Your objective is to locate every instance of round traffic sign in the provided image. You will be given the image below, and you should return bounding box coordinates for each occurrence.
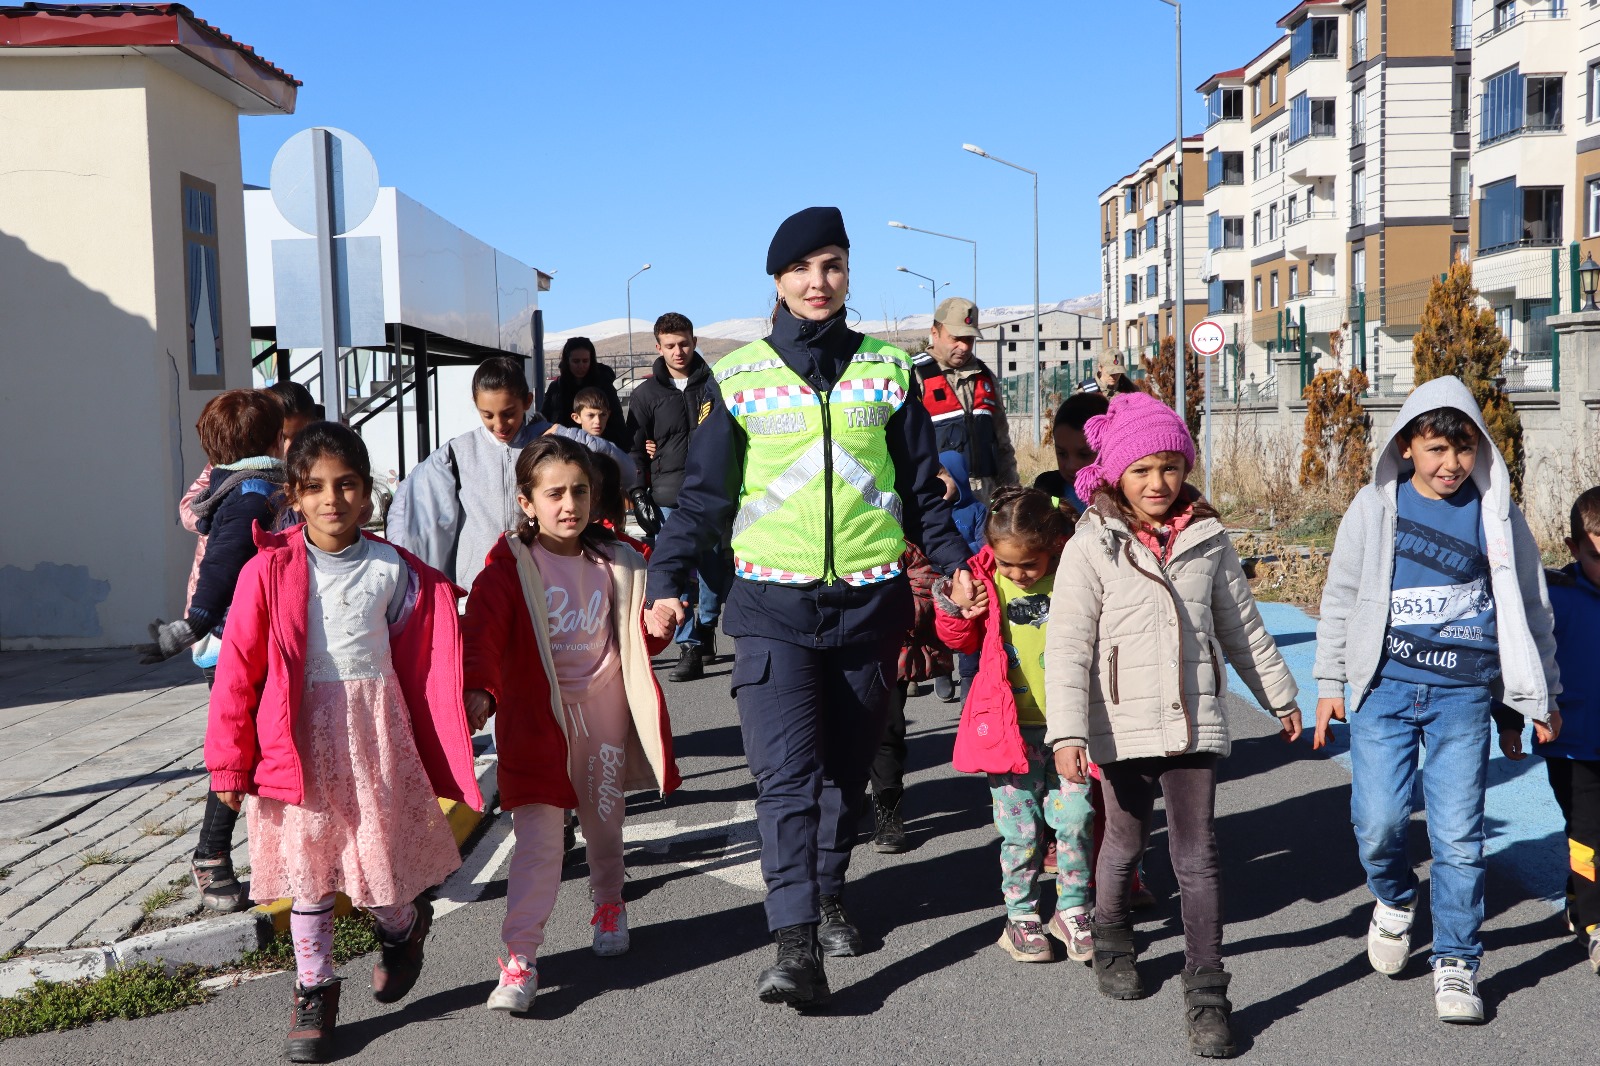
[269,127,380,238]
[1189,318,1226,359]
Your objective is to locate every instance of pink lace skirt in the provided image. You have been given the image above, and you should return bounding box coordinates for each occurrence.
[247,675,462,907]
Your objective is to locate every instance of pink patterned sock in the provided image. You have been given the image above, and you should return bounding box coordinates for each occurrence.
[368,901,417,940]
[290,896,337,988]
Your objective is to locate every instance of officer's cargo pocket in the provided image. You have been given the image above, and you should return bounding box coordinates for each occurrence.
[729,650,771,700]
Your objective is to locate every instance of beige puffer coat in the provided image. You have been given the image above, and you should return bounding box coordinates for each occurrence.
[1043,497,1298,764]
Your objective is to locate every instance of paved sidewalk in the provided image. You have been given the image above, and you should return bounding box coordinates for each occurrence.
[0,650,227,957]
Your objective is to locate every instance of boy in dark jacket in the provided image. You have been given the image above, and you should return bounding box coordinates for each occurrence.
[626,312,724,680]
[136,388,286,913]
[1497,485,1600,973]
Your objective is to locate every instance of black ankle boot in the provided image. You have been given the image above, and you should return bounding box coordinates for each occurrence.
[1091,921,1145,1000]
[697,623,719,664]
[818,894,864,957]
[756,924,829,1008]
[285,978,342,1063]
[1181,968,1236,1058]
[668,643,704,682]
[871,792,907,854]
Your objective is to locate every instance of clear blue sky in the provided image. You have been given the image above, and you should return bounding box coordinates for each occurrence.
[209,0,1293,331]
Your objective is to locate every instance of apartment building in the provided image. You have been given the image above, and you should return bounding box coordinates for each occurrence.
[1098,0,1466,398]
[979,306,1103,381]
[1097,137,1208,365]
[1467,0,1586,389]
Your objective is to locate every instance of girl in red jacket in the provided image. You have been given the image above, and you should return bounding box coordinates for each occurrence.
[934,487,1098,965]
[463,435,679,1014]
[206,423,482,1064]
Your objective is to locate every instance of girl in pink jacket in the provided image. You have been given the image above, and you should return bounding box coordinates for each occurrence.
[206,422,480,1064]
[934,487,1098,967]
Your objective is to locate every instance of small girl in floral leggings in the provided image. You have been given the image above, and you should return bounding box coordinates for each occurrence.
[935,487,1097,963]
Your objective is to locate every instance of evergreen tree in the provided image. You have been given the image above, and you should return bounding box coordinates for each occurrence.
[1411,262,1524,496]
[1300,365,1371,494]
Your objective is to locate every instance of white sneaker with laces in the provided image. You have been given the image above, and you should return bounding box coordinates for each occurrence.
[486,955,536,1012]
[1367,901,1414,975]
[1587,930,1600,975]
[591,902,630,956]
[1432,957,1483,1024]
[1048,906,1095,963]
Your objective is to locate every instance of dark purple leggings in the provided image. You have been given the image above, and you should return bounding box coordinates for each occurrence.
[1094,753,1222,972]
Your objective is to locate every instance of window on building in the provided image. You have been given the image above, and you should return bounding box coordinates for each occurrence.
[1588,177,1600,237]
[1253,82,1262,115]
[1353,87,1367,145]
[1125,230,1137,258]
[1269,202,1279,239]
[1352,167,1367,225]
[1481,67,1525,144]
[1452,157,1471,217]
[1271,272,1280,307]
[1589,61,1600,122]
[1206,149,1243,188]
[1253,144,1263,179]
[1223,216,1243,248]
[1207,86,1243,126]
[1146,217,1159,249]
[1289,93,1337,143]
[1289,267,1299,297]
[1254,276,1263,311]
[1011,323,1020,332]
[1269,68,1279,105]
[1290,17,1339,69]
[1125,275,1138,302]
[1353,4,1368,63]
[1493,0,1518,32]
[182,175,223,385]
[1527,75,1563,131]
[1287,192,1299,225]
[1479,178,1564,252]
[1208,211,1222,250]
[1269,131,1281,171]
[1008,362,1017,372]
[1124,186,1137,212]
[1352,246,1366,293]
[1008,341,1017,352]
[1453,71,1471,132]
[1253,210,1262,244]
[1082,340,1092,350]
[1208,279,1244,315]
[1147,265,1159,297]
[1147,314,1160,341]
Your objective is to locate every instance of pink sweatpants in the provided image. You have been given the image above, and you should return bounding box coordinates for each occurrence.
[502,669,630,959]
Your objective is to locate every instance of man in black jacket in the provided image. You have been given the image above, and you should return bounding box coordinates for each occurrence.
[626,312,723,680]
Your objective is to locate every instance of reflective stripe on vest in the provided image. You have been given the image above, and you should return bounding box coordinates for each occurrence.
[716,337,911,586]
[912,353,1002,478]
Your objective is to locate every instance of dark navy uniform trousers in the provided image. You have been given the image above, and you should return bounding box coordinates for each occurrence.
[731,633,901,931]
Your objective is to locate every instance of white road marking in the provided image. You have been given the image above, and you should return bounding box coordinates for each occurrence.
[433,810,517,918]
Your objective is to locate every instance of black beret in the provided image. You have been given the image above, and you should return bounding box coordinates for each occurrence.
[766,206,850,276]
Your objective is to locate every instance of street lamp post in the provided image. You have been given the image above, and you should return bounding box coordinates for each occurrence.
[1156,0,1187,419]
[963,143,1041,443]
[888,221,978,310]
[625,263,651,368]
[896,266,942,316]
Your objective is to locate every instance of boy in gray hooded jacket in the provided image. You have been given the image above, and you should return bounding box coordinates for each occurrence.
[1313,375,1560,1025]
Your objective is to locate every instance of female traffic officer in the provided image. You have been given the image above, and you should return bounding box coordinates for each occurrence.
[646,207,979,1009]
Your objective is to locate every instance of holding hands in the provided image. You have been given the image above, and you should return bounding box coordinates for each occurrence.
[646,597,686,641]
[947,568,988,619]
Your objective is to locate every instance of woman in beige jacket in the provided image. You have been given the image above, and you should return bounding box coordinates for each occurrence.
[1042,391,1300,1060]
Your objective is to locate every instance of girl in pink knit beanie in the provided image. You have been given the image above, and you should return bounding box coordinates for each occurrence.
[1044,389,1301,1057]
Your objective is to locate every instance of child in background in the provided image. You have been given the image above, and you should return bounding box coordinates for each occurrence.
[138,389,287,913]
[1048,392,1300,1059]
[867,542,953,854]
[387,356,552,590]
[938,450,989,557]
[569,387,640,490]
[206,423,481,1062]
[462,435,679,1013]
[1314,377,1560,1025]
[1496,486,1600,974]
[935,487,1096,965]
[1035,392,1110,514]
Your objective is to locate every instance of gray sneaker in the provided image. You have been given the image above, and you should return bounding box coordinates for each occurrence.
[1588,930,1600,975]
[1367,901,1413,975]
[1432,957,1484,1024]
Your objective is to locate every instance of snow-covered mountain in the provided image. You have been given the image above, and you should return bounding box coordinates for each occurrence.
[545,295,1101,349]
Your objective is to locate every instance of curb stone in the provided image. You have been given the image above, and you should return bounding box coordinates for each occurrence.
[0,751,499,995]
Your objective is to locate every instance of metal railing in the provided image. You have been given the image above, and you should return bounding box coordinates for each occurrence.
[1479,4,1568,45]
[1452,192,1471,217]
[1451,106,1469,133]
[1351,121,1366,146]
[1478,234,1563,256]
[1352,38,1367,63]
[1287,210,1338,228]
[1453,22,1472,49]
[1503,352,1556,392]
[1351,202,1367,227]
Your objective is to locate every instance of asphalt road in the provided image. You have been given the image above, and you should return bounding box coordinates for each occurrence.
[6,649,1594,1066]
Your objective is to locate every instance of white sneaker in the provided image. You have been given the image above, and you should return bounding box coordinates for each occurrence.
[1367,901,1414,975]
[485,955,536,1012]
[1587,930,1600,975]
[1432,957,1484,1024]
[1047,906,1095,963]
[591,902,630,956]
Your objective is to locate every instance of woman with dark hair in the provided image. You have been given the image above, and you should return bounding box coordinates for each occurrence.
[541,336,630,450]
[645,206,978,1008]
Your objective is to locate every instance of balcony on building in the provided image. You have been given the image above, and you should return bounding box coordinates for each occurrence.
[1288,14,1339,70]
[1285,206,1341,258]
[1477,0,1568,46]
[1478,67,1563,148]
[1477,179,1563,259]
[1206,85,1244,128]
[1206,149,1243,190]
[1286,93,1340,179]
[1207,279,1245,317]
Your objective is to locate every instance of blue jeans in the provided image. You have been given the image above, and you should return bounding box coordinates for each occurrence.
[1348,677,1492,966]
[656,505,721,646]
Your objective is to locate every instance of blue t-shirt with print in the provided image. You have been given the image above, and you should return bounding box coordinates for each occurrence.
[1379,478,1499,686]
